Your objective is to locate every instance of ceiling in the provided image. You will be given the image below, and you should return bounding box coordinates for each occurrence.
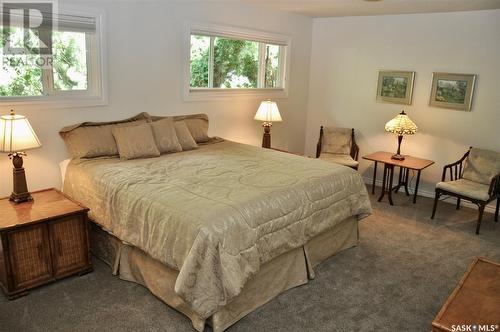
[240,0,500,18]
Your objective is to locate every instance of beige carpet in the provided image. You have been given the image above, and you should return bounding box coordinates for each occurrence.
[1,186,499,332]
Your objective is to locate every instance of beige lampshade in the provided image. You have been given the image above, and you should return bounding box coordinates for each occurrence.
[254,100,282,122]
[384,110,417,135]
[0,111,42,153]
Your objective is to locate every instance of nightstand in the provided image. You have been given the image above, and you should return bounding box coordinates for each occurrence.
[0,189,92,299]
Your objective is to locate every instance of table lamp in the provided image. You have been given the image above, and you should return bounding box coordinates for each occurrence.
[384,110,417,161]
[254,100,282,149]
[0,110,42,203]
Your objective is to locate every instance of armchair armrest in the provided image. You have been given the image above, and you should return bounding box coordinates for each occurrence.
[441,149,471,181]
[488,172,500,197]
[350,128,359,161]
[316,126,324,158]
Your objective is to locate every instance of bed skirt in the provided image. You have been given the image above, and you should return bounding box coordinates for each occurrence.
[90,216,359,332]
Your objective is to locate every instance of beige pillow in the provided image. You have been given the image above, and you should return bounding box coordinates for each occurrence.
[59,112,151,158]
[184,118,209,143]
[174,121,198,151]
[150,117,182,154]
[322,128,352,155]
[152,114,210,143]
[462,148,500,185]
[112,124,160,160]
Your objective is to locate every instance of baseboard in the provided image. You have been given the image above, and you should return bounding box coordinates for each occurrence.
[362,176,497,214]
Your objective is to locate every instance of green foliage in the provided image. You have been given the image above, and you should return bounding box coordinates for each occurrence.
[52,31,87,90]
[190,35,209,88]
[1,27,43,96]
[190,35,261,88]
[435,79,467,104]
[0,27,87,96]
[381,76,408,98]
[264,45,279,88]
[213,38,258,88]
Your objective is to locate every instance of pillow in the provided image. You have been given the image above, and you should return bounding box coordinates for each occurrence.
[59,112,151,159]
[462,148,500,185]
[322,127,352,155]
[112,123,160,160]
[184,118,210,143]
[152,114,210,143]
[150,117,182,154]
[174,121,198,151]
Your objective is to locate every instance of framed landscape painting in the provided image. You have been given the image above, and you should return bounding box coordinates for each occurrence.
[429,73,476,111]
[376,70,415,105]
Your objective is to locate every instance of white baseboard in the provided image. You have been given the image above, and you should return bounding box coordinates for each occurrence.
[362,176,497,214]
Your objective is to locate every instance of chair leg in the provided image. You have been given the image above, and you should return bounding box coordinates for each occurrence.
[456,198,461,210]
[495,197,499,222]
[475,205,486,235]
[431,191,441,219]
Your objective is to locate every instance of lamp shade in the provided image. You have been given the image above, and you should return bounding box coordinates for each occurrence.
[254,100,282,122]
[384,110,417,135]
[0,111,42,153]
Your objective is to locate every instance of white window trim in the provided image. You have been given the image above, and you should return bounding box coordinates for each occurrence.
[0,5,108,109]
[183,21,291,101]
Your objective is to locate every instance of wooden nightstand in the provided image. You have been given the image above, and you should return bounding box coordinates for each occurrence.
[0,189,92,299]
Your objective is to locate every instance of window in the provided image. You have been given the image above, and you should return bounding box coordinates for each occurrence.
[185,23,290,100]
[0,8,106,107]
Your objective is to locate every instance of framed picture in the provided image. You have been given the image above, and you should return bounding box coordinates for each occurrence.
[429,73,476,111]
[376,70,415,105]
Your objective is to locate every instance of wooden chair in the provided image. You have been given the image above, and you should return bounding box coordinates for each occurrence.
[431,147,500,234]
[316,126,359,170]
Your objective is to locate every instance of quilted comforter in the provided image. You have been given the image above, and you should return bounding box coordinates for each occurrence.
[63,140,371,318]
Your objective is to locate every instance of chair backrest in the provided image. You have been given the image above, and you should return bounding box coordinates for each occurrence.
[462,148,500,185]
[321,127,352,155]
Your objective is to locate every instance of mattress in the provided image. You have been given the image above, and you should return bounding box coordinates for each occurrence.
[63,140,371,318]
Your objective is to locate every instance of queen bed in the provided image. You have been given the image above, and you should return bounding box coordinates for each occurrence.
[60,113,371,331]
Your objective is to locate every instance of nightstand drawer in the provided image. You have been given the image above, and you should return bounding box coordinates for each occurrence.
[8,224,53,290]
[49,215,90,278]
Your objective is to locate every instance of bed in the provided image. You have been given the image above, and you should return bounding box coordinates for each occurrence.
[60,115,371,331]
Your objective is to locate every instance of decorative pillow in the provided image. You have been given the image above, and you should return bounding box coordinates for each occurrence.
[184,118,210,143]
[59,112,151,159]
[150,117,182,154]
[322,127,352,155]
[462,148,500,185]
[174,121,198,151]
[112,123,160,160]
[152,114,210,143]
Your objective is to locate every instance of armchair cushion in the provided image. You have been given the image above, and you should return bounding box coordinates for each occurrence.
[436,179,490,201]
[319,153,359,168]
[322,127,352,154]
[462,148,500,185]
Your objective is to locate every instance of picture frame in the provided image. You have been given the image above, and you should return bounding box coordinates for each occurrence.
[376,70,415,105]
[429,72,476,111]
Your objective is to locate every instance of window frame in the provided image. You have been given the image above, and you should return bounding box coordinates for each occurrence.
[183,22,291,101]
[0,6,107,109]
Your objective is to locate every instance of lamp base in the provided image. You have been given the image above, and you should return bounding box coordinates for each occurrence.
[261,123,272,149]
[10,191,34,204]
[9,154,33,204]
[391,154,405,161]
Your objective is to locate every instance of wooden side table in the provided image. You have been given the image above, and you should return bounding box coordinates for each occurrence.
[363,151,434,205]
[432,257,500,331]
[0,188,92,299]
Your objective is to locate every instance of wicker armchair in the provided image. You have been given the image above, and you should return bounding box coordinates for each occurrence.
[316,126,359,170]
[431,147,500,234]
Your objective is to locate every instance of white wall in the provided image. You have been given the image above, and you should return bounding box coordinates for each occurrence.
[0,1,313,197]
[305,10,500,198]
